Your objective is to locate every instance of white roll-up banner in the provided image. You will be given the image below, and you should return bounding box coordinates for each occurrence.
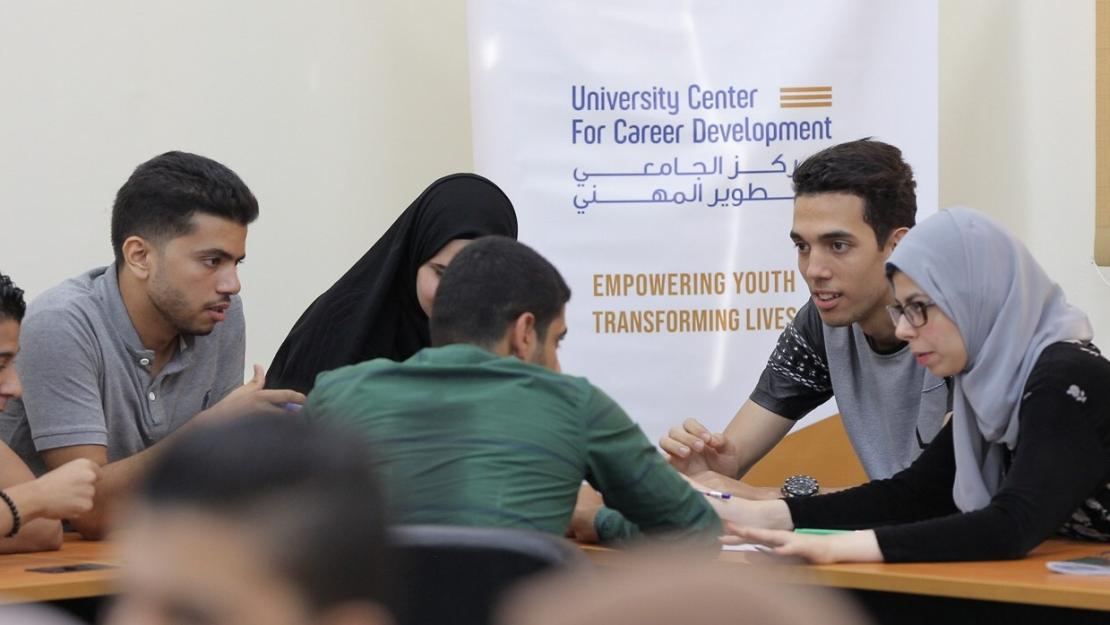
[468,0,937,444]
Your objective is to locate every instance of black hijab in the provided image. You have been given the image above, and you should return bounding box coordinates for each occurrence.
[266,173,518,393]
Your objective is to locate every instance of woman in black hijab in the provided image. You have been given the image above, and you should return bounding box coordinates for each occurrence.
[266,173,518,393]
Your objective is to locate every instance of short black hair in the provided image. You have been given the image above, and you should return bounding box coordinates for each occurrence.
[110,151,259,265]
[136,416,389,613]
[0,273,26,323]
[792,138,917,247]
[430,236,571,348]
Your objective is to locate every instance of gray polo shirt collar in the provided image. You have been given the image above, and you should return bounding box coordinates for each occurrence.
[95,266,196,381]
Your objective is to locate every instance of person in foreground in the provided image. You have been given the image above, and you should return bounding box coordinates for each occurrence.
[659,139,947,499]
[107,416,392,625]
[714,208,1110,563]
[305,236,720,545]
[0,151,304,539]
[498,555,871,625]
[0,272,100,552]
[267,173,518,394]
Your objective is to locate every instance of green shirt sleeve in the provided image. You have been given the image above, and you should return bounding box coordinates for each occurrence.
[594,506,637,543]
[582,386,721,547]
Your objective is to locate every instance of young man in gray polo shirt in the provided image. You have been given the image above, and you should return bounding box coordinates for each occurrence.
[0,152,304,538]
[660,139,948,498]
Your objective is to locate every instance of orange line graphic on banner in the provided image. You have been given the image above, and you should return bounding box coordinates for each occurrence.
[780,86,833,108]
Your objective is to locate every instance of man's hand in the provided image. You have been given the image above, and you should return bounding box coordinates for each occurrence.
[687,470,782,501]
[700,494,793,531]
[567,482,604,543]
[195,364,306,425]
[659,418,743,477]
[13,458,100,521]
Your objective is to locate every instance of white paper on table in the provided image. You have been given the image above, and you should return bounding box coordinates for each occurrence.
[722,543,768,552]
[1046,559,1110,575]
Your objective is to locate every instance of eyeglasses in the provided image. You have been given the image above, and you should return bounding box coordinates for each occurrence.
[887,300,937,328]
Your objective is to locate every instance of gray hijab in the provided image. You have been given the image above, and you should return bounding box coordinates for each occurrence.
[887,208,1092,511]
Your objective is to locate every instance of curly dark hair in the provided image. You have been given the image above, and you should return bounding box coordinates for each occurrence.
[0,273,26,322]
[792,138,917,248]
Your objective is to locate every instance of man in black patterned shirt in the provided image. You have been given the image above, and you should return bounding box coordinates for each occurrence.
[660,139,948,497]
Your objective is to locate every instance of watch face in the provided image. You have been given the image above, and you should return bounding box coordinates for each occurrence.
[782,475,819,498]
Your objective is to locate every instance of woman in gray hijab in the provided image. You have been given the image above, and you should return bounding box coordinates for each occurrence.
[709,208,1110,563]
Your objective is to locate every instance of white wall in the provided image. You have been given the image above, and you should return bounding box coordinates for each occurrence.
[0,1,473,374]
[939,0,1109,338]
[2,1,1105,378]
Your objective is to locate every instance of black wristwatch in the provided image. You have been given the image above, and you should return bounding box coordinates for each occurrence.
[781,474,819,498]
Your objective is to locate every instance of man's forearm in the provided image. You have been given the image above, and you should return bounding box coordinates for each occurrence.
[43,413,214,539]
[0,483,64,550]
[721,401,795,479]
[0,519,63,553]
[0,447,63,551]
[67,447,157,539]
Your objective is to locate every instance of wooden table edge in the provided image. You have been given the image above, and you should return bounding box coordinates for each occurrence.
[0,577,117,605]
[795,565,1110,611]
[579,544,1110,612]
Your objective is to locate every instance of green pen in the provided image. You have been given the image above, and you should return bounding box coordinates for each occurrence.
[793,528,852,535]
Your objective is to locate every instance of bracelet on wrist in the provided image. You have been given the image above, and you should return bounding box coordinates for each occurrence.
[0,490,21,537]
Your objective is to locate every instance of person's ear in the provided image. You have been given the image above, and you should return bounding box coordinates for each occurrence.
[885,227,909,253]
[121,236,156,280]
[507,312,538,361]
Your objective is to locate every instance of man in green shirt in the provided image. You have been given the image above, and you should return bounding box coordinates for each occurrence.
[305,236,719,545]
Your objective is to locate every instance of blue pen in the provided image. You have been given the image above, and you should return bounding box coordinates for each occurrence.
[700,489,732,500]
[282,402,303,413]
